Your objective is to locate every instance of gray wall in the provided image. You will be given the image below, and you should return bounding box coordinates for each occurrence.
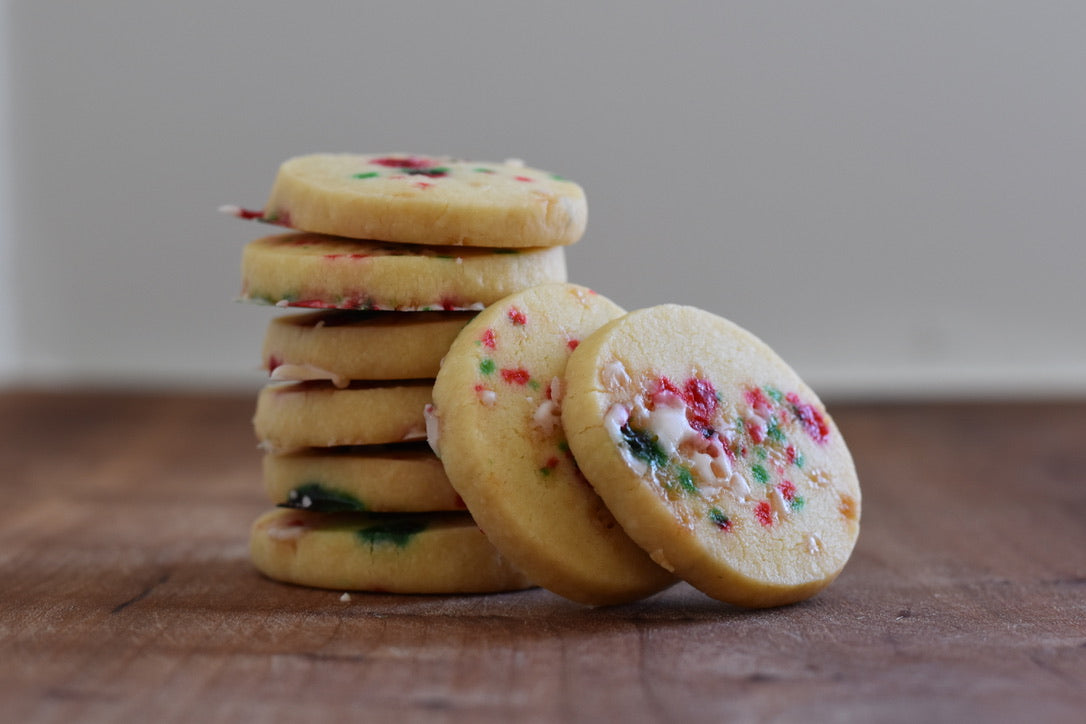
[3,2,1084,398]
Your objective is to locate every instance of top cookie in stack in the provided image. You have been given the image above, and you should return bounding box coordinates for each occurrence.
[256,152,587,248]
[230,152,584,595]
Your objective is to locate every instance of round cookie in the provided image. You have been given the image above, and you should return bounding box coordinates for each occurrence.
[250,508,534,594]
[561,305,861,608]
[263,310,475,384]
[237,153,586,247]
[264,444,465,513]
[240,233,567,311]
[428,283,675,606]
[253,381,431,453]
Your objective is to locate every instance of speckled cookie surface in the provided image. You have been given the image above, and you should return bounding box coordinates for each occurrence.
[253,381,431,453]
[428,283,675,605]
[264,444,465,513]
[240,233,566,312]
[249,508,534,593]
[250,153,586,247]
[263,310,475,384]
[561,305,861,608]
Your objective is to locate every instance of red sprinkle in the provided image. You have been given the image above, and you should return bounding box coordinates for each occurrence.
[755,501,774,527]
[786,392,831,444]
[291,299,339,309]
[655,376,718,432]
[323,253,369,260]
[234,206,266,220]
[514,175,534,182]
[683,378,718,431]
[507,307,527,326]
[745,418,766,445]
[655,376,682,399]
[744,387,774,415]
[544,457,559,470]
[414,181,434,189]
[481,328,497,349]
[371,156,435,169]
[501,368,531,385]
[778,480,797,502]
[567,339,580,351]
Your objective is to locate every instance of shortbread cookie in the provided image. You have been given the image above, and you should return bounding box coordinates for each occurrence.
[233,153,586,247]
[428,283,675,605]
[263,310,475,385]
[240,233,567,311]
[561,305,861,608]
[264,444,465,513]
[253,381,431,452]
[250,508,534,593]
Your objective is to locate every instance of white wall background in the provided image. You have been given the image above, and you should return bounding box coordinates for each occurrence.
[2,1,1084,399]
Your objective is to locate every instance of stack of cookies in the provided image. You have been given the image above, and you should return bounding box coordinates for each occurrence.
[226,152,587,594]
[227,152,864,609]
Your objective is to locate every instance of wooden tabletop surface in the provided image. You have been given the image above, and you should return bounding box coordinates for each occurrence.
[2,389,1084,723]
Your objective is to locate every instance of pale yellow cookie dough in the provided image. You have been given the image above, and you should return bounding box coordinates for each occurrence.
[253,381,431,453]
[249,508,534,593]
[240,233,567,311]
[262,310,475,384]
[562,305,861,608]
[264,444,465,513]
[429,283,675,605]
[259,153,586,247]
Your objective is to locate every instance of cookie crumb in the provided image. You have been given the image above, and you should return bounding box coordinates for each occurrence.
[339,592,352,602]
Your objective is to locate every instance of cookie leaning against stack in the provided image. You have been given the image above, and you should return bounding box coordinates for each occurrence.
[229,152,585,594]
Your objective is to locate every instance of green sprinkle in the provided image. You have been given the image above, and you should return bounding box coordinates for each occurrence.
[620,424,668,469]
[676,466,698,494]
[356,518,427,547]
[557,440,570,453]
[708,507,731,528]
[791,495,806,511]
[755,447,768,460]
[539,466,552,477]
[352,171,379,179]
[767,420,785,442]
[551,173,566,181]
[281,483,366,513]
[752,464,770,484]
[528,379,541,391]
[794,451,805,468]
[479,358,496,375]
[765,386,783,402]
[474,167,494,173]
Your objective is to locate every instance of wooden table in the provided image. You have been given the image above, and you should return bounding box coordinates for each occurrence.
[2,390,1084,723]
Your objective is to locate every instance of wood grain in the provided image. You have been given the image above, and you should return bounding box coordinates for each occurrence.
[2,390,1084,723]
